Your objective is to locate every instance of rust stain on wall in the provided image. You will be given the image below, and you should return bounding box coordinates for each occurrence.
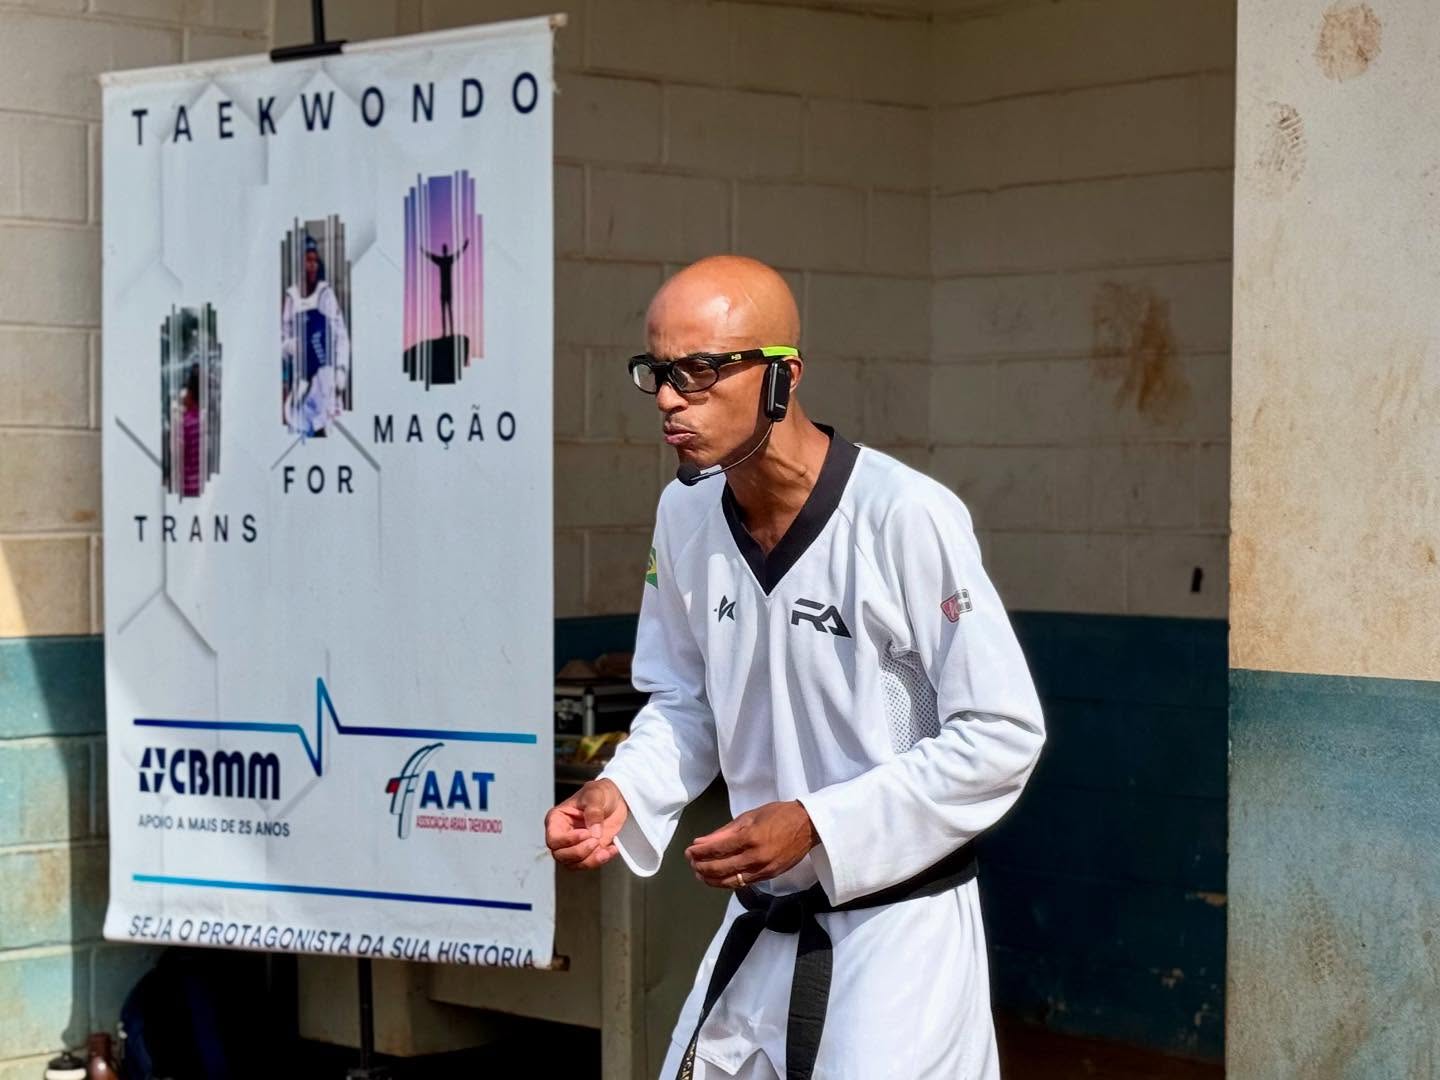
[1090,282,1191,424]
[1255,102,1307,195]
[1316,3,1381,81]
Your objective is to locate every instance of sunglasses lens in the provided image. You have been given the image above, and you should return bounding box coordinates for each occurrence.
[672,359,715,392]
[631,362,660,393]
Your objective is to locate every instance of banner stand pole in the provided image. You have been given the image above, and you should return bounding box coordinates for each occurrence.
[271,4,355,1071]
[345,957,389,1080]
[270,0,345,63]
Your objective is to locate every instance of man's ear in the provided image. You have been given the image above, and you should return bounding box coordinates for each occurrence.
[786,354,804,392]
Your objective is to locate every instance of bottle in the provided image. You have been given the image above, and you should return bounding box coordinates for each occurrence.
[84,1034,119,1080]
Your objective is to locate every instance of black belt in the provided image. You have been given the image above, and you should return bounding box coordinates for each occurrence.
[676,844,979,1080]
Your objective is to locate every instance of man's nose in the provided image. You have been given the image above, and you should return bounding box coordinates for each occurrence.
[656,382,685,412]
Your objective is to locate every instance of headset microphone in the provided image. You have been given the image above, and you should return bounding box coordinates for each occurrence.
[676,420,774,486]
[676,357,792,486]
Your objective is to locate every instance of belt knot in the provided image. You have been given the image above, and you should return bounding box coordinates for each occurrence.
[761,891,807,934]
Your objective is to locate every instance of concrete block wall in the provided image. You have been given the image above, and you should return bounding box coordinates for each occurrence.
[930,0,1236,620]
[0,2,270,1069]
[540,0,935,617]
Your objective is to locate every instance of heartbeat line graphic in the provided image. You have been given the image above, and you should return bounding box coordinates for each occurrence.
[133,677,536,777]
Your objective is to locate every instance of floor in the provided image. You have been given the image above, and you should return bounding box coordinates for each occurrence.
[297,1014,1224,1078]
[996,1015,1224,1079]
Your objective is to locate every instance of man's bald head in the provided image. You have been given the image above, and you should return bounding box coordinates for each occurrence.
[646,255,800,357]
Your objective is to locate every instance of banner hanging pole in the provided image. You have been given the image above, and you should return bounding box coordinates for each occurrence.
[346,957,387,1080]
[270,0,345,62]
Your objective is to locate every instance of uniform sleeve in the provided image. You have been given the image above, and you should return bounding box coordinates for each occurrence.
[598,506,719,877]
[320,286,351,390]
[798,492,1045,905]
[280,292,296,361]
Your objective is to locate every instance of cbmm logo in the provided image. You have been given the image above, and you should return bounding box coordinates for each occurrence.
[138,746,280,799]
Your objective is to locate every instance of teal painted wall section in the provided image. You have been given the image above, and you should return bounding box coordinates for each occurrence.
[0,636,161,1067]
[982,613,1227,1062]
[1229,668,1440,1077]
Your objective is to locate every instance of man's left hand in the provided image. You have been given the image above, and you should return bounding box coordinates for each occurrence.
[685,800,820,889]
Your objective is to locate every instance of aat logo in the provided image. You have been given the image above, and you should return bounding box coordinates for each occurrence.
[385,744,499,840]
[385,743,443,839]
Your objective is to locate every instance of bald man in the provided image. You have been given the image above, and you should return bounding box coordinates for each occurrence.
[545,256,1046,1079]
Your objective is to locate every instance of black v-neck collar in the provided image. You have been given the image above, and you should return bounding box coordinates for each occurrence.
[720,424,860,596]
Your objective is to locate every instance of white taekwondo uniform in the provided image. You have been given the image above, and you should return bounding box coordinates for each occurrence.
[281,280,350,437]
[599,427,1046,1080]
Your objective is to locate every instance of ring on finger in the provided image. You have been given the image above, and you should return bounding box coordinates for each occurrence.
[733,871,745,889]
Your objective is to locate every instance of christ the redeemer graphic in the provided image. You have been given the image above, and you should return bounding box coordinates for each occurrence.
[423,238,469,339]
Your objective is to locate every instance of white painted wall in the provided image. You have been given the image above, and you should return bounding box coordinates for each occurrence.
[931,0,1236,618]
[1232,0,1440,680]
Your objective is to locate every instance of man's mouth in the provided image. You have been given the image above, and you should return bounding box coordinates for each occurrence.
[664,428,697,447]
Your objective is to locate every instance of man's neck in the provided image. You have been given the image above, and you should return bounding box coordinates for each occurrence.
[723,413,832,554]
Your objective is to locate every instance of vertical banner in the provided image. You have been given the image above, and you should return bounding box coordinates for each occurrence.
[100,18,556,966]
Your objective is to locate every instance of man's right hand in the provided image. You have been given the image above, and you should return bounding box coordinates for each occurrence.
[544,778,629,870]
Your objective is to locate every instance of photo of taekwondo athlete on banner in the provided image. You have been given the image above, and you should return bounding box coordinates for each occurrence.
[159,303,222,499]
[281,218,353,438]
[403,170,484,389]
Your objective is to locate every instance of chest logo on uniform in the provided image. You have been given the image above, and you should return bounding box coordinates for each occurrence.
[714,595,737,623]
[790,598,851,637]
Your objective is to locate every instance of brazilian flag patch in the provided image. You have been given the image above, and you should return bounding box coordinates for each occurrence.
[645,546,658,588]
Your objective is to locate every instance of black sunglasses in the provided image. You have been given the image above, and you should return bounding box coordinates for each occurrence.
[628,346,798,395]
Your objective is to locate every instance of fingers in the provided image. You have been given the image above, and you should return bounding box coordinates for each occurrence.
[551,835,604,867]
[570,842,618,871]
[685,821,749,863]
[580,788,608,837]
[549,817,621,869]
[690,852,768,888]
[598,803,627,848]
[575,778,626,838]
[545,784,627,871]
[543,804,587,848]
[686,816,758,889]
